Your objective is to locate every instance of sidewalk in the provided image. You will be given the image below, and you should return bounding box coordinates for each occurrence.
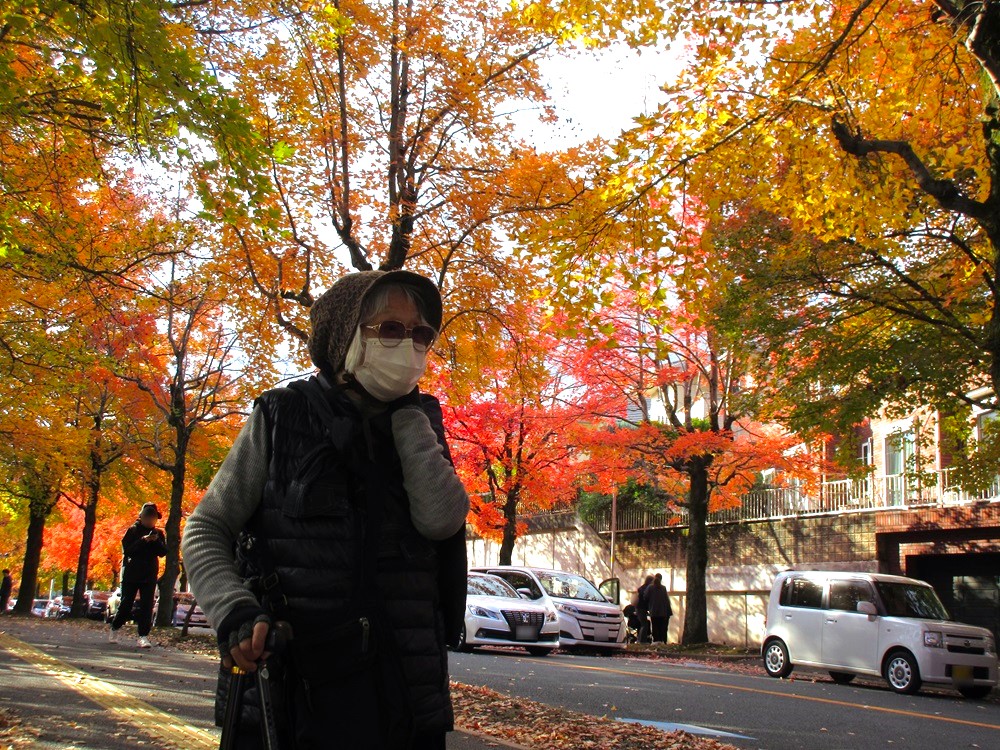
[0,617,524,750]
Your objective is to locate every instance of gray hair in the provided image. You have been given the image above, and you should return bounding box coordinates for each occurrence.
[358,283,430,327]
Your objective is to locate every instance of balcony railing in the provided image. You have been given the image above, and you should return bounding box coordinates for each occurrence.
[591,469,1000,533]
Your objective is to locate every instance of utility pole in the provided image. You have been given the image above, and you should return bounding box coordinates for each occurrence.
[610,491,618,579]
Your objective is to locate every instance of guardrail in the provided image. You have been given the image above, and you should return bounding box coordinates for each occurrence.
[590,470,1000,533]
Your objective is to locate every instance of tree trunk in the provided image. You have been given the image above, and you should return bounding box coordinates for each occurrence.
[498,487,520,565]
[681,460,710,646]
[12,504,48,616]
[70,474,100,618]
[155,433,188,627]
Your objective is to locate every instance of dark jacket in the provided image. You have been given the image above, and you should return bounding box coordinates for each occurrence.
[120,522,167,583]
[227,380,466,740]
[647,582,672,618]
[636,581,651,613]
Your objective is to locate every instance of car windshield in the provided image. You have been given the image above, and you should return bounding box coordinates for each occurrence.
[876,582,950,620]
[467,575,519,599]
[535,571,605,602]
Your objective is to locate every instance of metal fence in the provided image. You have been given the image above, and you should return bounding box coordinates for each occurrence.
[590,470,1000,533]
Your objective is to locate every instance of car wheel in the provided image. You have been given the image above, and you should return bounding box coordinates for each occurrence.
[456,625,473,653]
[526,647,552,657]
[884,650,921,694]
[829,671,855,685]
[958,685,992,700]
[762,638,793,678]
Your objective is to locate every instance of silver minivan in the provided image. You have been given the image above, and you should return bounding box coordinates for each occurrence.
[470,566,626,650]
[762,570,997,698]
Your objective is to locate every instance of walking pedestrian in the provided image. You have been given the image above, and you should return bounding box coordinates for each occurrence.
[109,503,166,648]
[647,573,673,644]
[635,575,654,644]
[182,270,469,750]
[0,569,13,614]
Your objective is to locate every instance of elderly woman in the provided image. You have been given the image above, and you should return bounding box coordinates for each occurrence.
[182,270,469,750]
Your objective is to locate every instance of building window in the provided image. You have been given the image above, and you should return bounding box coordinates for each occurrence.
[885,430,915,505]
[976,410,997,442]
[860,439,872,466]
[885,430,915,476]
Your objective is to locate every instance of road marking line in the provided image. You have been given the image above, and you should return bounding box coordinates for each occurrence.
[619,717,754,740]
[0,631,217,750]
[545,660,1000,731]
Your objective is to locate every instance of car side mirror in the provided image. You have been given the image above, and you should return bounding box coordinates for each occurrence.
[517,588,534,599]
[857,601,878,617]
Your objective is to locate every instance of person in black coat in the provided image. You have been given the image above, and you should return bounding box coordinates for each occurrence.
[0,569,13,614]
[647,573,673,644]
[109,503,166,648]
[182,271,469,750]
[635,575,654,644]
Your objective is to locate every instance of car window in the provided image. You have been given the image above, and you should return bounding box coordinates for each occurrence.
[467,575,520,598]
[829,580,875,612]
[534,571,605,602]
[490,571,543,599]
[876,582,950,620]
[781,577,824,608]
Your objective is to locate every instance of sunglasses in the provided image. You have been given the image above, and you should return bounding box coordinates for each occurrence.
[361,320,437,351]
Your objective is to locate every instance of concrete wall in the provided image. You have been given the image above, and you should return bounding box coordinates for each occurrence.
[466,514,613,584]
[468,513,882,648]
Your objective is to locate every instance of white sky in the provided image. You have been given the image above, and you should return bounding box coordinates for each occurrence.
[518,43,683,147]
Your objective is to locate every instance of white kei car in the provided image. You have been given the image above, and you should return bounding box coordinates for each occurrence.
[458,572,560,656]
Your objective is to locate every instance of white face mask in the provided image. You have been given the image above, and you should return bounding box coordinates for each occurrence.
[347,334,428,402]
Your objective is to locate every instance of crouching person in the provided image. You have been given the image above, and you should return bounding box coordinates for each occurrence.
[182,270,469,749]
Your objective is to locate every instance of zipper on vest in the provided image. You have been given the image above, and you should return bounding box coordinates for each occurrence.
[360,616,370,653]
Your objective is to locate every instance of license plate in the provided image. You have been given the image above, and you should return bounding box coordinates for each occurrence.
[952,665,974,682]
[515,625,536,641]
[592,626,611,641]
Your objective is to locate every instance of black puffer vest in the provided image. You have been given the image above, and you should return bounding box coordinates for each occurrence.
[228,378,465,742]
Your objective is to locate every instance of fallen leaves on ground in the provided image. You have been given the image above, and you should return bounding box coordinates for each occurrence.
[451,682,740,750]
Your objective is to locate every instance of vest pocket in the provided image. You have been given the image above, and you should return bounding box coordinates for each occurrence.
[292,615,375,681]
[282,445,351,518]
[284,476,351,518]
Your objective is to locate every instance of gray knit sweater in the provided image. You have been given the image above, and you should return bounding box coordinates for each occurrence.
[181,399,470,630]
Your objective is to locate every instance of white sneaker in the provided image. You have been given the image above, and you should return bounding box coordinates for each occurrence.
[108,628,120,643]
[137,636,152,649]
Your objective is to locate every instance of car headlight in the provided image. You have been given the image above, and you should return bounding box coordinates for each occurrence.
[556,602,580,616]
[468,605,502,621]
[986,636,996,657]
[923,631,944,648]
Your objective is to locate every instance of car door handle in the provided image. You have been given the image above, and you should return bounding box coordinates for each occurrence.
[826,618,837,624]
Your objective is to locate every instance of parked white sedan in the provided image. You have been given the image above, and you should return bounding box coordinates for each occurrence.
[458,572,560,656]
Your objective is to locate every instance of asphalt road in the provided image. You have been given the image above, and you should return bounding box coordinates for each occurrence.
[450,648,1000,750]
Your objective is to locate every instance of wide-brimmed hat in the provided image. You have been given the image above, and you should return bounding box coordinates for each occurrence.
[139,503,161,519]
[308,270,443,376]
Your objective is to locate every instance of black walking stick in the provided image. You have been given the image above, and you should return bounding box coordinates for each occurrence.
[219,621,292,750]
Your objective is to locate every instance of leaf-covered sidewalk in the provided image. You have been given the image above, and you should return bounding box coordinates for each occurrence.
[451,682,739,750]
